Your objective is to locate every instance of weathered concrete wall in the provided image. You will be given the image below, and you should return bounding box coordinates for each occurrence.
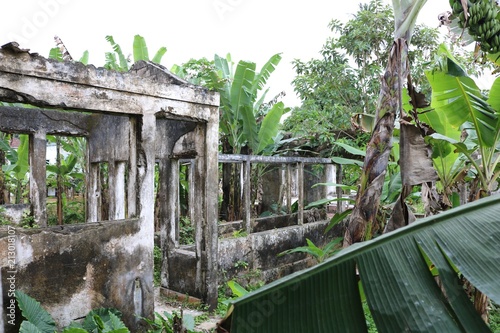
[218,208,327,236]
[0,220,152,332]
[218,219,337,285]
[260,164,329,213]
[0,43,220,330]
[0,204,30,225]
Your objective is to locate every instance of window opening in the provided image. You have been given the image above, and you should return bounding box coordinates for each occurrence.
[46,135,87,225]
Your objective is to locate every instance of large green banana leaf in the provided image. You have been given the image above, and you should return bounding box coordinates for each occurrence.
[231,61,258,151]
[133,35,149,63]
[425,45,500,148]
[219,194,500,332]
[256,102,285,154]
[250,53,282,99]
[424,45,500,190]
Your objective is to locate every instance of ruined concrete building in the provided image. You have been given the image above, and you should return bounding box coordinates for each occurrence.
[0,42,219,331]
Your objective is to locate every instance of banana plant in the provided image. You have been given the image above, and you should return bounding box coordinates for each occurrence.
[212,53,287,154]
[104,35,167,72]
[344,0,428,246]
[424,44,500,199]
[218,194,500,332]
[0,134,29,204]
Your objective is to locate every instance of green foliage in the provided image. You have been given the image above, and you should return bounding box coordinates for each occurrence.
[16,290,56,333]
[0,206,12,225]
[284,0,439,152]
[175,53,288,155]
[227,280,249,298]
[278,237,342,264]
[170,57,216,87]
[490,303,500,332]
[16,290,129,333]
[21,209,36,228]
[1,134,29,203]
[231,229,247,238]
[104,35,166,72]
[179,216,195,245]
[424,44,500,195]
[142,311,195,333]
[47,198,85,225]
[222,195,500,332]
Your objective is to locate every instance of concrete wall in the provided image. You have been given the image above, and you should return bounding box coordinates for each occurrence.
[219,220,336,285]
[0,220,152,331]
[166,209,336,297]
[0,43,219,331]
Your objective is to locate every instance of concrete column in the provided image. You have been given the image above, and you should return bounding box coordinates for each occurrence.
[30,131,47,227]
[297,162,304,225]
[128,117,137,218]
[242,159,251,234]
[87,162,101,222]
[113,161,126,220]
[136,112,156,326]
[286,164,292,214]
[204,109,219,311]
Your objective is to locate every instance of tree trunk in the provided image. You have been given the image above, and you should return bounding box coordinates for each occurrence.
[469,188,490,322]
[344,39,407,246]
[475,288,489,323]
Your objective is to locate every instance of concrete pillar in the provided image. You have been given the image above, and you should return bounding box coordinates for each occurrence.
[30,131,47,227]
[87,163,101,222]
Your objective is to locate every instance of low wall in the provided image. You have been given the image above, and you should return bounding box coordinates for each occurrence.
[161,209,341,301]
[0,219,153,332]
[218,208,327,237]
[219,219,337,285]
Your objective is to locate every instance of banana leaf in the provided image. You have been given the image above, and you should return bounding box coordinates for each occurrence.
[151,47,167,64]
[231,61,258,151]
[49,47,63,62]
[79,50,89,65]
[256,102,285,154]
[105,36,128,71]
[250,53,282,97]
[219,194,500,332]
[133,35,149,63]
[425,45,500,148]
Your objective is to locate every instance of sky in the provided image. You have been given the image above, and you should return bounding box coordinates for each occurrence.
[0,0,452,107]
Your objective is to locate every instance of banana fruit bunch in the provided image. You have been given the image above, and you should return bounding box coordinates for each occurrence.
[450,0,500,53]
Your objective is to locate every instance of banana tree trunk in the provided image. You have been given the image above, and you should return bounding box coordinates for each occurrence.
[344,39,407,246]
[343,0,426,246]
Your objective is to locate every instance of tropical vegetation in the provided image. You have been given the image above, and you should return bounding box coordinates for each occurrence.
[219,194,500,332]
[3,0,500,330]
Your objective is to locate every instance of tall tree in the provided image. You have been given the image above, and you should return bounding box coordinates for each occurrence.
[286,0,438,141]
